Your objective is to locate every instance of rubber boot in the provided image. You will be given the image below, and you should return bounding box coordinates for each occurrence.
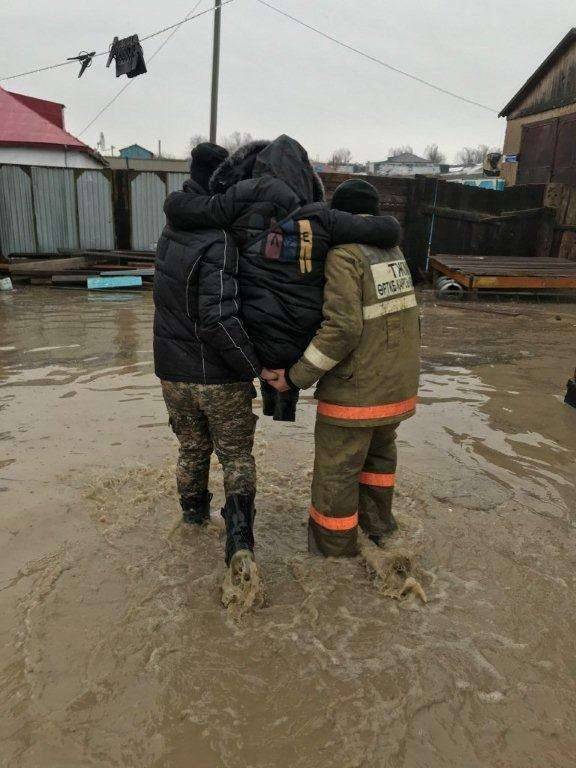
[368,509,398,546]
[565,372,576,409]
[221,494,256,566]
[181,491,212,526]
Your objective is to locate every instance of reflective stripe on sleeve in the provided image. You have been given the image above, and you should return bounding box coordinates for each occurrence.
[360,472,396,487]
[318,396,417,421]
[309,505,358,532]
[303,343,340,372]
[363,293,418,320]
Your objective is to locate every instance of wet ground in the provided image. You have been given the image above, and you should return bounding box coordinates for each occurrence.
[1,287,575,768]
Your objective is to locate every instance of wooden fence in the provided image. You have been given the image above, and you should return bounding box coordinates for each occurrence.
[321,172,559,277]
[3,166,574,280]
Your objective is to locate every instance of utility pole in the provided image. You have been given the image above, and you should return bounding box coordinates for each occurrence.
[209,0,222,143]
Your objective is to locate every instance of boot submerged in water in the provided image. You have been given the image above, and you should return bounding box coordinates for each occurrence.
[181,491,213,526]
[565,370,576,409]
[221,494,256,582]
[221,494,255,561]
[220,494,264,611]
[368,509,399,547]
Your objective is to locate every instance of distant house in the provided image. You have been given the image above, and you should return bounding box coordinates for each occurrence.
[370,152,441,177]
[313,161,357,174]
[119,144,155,160]
[0,86,102,168]
[500,28,576,186]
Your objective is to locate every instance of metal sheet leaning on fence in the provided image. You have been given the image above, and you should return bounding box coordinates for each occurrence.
[288,242,421,557]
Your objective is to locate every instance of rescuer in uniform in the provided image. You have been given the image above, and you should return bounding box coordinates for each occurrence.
[266,180,421,557]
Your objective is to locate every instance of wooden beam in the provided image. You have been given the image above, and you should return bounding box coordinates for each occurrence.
[9,257,90,274]
[473,275,576,289]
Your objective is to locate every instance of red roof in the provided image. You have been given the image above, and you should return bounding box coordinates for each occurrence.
[0,86,92,152]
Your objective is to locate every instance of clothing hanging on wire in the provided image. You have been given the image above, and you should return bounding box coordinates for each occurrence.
[66,51,96,78]
[106,35,147,79]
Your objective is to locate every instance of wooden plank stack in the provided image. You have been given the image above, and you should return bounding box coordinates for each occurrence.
[0,250,155,290]
[430,253,576,292]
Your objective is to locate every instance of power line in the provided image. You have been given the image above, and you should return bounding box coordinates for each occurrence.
[79,0,207,136]
[0,60,76,83]
[255,0,498,114]
[0,1,234,84]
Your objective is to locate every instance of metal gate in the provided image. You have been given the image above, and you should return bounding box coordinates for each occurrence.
[77,171,115,250]
[0,165,116,257]
[129,172,188,251]
[32,167,78,253]
[130,172,166,251]
[0,166,36,254]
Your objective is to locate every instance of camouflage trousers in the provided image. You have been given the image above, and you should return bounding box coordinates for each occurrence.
[309,420,399,557]
[161,381,257,504]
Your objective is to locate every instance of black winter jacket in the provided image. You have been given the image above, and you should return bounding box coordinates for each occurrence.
[153,181,261,384]
[164,136,401,369]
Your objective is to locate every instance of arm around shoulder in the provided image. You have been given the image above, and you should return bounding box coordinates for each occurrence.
[327,209,401,248]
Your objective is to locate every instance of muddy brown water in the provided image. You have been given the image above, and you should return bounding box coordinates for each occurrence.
[1,287,575,767]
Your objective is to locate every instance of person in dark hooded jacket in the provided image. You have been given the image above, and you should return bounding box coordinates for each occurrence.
[164,135,402,418]
[163,135,401,578]
[154,143,275,585]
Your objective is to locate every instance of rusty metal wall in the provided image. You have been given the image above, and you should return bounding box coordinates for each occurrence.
[0,166,36,255]
[130,172,166,251]
[31,167,78,253]
[77,171,115,250]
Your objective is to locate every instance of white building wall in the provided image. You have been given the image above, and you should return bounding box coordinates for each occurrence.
[0,146,102,169]
[376,162,440,177]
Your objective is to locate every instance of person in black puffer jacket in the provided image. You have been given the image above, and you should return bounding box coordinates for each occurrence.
[154,143,271,582]
[164,135,401,423]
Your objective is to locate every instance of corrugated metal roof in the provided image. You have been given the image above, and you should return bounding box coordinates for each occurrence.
[0,86,92,152]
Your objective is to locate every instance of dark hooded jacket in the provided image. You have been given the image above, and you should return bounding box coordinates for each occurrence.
[164,135,401,369]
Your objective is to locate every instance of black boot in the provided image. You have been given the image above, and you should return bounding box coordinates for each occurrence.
[260,381,277,417]
[368,510,398,546]
[221,494,255,566]
[565,372,576,409]
[181,491,212,526]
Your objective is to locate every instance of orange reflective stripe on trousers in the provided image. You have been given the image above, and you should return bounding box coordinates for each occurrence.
[359,472,396,487]
[309,505,358,532]
[317,396,417,421]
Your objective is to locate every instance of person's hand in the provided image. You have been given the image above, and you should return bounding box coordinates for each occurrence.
[261,368,279,382]
[267,369,290,393]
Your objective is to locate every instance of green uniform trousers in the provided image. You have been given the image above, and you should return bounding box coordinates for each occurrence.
[161,381,257,504]
[309,419,399,557]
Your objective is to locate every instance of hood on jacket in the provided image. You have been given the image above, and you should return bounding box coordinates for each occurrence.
[209,135,325,204]
[253,135,325,205]
[210,140,270,194]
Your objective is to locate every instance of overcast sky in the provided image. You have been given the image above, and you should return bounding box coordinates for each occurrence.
[1,0,574,163]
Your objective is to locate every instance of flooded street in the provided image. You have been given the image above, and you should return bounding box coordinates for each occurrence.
[1,287,575,768]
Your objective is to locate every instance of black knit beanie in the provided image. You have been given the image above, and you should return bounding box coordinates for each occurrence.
[190,142,229,192]
[331,179,380,216]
